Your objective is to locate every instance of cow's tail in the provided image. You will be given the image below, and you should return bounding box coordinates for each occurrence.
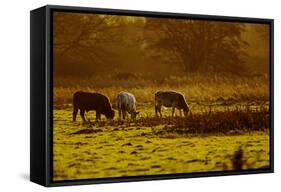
[72,93,78,122]
[154,92,159,116]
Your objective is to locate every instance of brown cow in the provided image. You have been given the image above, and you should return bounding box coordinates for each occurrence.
[155,91,189,117]
[73,91,115,122]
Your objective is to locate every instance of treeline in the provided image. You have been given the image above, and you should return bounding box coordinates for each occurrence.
[53,12,269,77]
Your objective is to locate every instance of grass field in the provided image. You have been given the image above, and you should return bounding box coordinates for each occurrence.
[53,103,270,181]
[52,74,270,181]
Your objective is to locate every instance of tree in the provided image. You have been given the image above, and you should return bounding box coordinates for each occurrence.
[145,18,248,74]
[53,12,124,76]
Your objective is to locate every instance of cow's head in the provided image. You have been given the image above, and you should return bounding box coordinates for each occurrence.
[183,105,190,117]
[131,111,140,119]
[105,109,115,119]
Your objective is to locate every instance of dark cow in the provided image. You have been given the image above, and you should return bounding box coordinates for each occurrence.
[155,91,189,117]
[73,91,115,122]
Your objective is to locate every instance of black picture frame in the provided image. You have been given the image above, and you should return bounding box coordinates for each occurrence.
[30,4,274,187]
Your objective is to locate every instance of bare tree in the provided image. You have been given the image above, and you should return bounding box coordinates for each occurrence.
[53,12,124,75]
[145,18,248,74]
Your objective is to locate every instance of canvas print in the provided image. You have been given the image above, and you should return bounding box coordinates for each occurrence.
[52,11,271,181]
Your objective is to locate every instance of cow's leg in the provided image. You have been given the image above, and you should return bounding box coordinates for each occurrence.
[96,111,101,120]
[118,110,122,120]
[122,110,126,120]
[84,111,90,122]
[171,107,174,117]
[155,105,158,117]
[80,109,86,122]
[158,106,162,117]
[73,107,78,122]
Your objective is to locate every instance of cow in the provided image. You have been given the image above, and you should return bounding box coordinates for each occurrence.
[73,91,115,122]
[155,91,189,117]
[116,92,139,120]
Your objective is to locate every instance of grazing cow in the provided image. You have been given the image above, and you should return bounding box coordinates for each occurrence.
[116,92,139,119]
[155,91,189,117]
[73,91,115,122]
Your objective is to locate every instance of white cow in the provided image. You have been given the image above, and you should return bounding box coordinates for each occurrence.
[116,92,139,119]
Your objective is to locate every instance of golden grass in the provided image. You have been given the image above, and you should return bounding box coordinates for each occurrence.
[53,74,269,108]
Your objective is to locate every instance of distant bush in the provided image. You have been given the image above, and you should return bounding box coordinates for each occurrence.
[86,106,269,136]
[150,108,269,135]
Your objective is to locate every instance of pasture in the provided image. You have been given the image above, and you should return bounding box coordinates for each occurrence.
[53,84,270,181]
